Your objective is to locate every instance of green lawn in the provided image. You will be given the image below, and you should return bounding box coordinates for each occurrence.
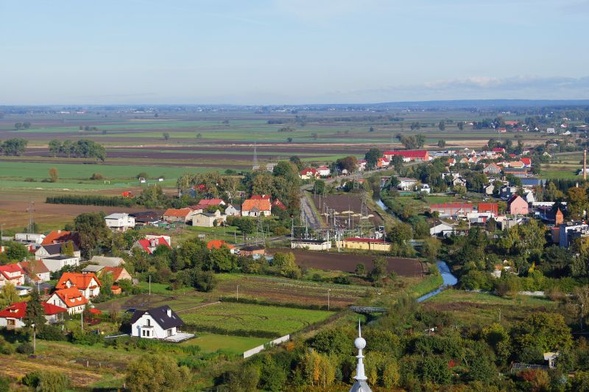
[180,302,334,336]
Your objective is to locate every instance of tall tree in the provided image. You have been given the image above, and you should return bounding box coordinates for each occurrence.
[364,148,382,169]
[74,212,111,258]
[23,290,46,328]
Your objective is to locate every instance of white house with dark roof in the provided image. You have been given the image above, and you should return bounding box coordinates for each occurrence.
[104,213,136,232]
[130,305,193,341]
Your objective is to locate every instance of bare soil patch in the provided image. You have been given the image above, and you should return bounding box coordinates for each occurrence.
[271,248,424,277]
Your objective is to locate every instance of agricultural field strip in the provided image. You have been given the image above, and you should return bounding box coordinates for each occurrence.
[179,302,333,336]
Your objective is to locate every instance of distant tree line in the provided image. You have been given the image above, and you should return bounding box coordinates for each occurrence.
[14,122,31,130]
[0,138,28,156]
[48,139,106,161]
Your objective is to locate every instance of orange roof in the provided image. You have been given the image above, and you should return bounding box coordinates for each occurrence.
[56,272,101,290]
[53,287,88,308]
[163,208,193,217]
[19,260,50,275]
[41,230,71,245]
[207,240,235,250]
[102,267,127,281]
[250,194,271,200]
[242,198,271,212]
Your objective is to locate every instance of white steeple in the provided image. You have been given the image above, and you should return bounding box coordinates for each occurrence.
[349,320,372,392]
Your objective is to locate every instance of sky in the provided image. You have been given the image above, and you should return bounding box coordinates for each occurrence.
[1,0,589,105]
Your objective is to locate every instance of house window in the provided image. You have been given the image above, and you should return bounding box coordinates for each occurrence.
[146,319,151,327]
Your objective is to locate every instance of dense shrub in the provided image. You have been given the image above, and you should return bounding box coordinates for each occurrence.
[16,342,33,354]
[46,195,134,207]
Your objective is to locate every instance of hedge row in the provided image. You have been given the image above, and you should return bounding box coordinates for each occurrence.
[46,195,134,207]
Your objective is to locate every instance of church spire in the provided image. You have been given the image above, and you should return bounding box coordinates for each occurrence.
[349,320,372,392]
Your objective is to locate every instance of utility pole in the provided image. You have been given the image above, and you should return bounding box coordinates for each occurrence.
[237,285,239,301]
[328,289,331,311]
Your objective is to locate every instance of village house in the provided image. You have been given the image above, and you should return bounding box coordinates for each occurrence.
[207,239,236,254]
[55,272,101,299]
[317,165,331,177]
[483,163,502,175]
[101,266,133,283]
[430,203,475,218]
[129,211,161,226]
[397,177,418,191]
[508,195,529,215]
[242,195,272,217]
[18,260,51,284]
[430,222,455,237]
[0,302,67,330]
[130,305,193,341]
[162,208,196,223]
[0,264,25,288]
[192,210,227,227]
[383,150,430,162]
[299,168,319,180]
[14,233,45,244]
[133,236,172,255]
[224,204,241,216]
[478,203,499,217]
[41,230,79,246]
[47,287,88,315]
[191,198,226,213]
[104,213,136,232]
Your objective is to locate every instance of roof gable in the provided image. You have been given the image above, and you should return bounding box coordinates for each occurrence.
[130,305,184,329]
[56,272,101,290]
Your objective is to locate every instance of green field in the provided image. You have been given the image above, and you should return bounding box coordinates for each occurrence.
[180,302,334,336]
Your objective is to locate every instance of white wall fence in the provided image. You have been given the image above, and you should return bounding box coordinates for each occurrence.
[243,334,290,359]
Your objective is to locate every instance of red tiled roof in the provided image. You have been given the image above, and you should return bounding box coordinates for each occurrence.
[272,199,287,210]
[163,208,193,217]
[300,168,318,175]
[19,260,49,275]
[207,240,235,250]
[383,150,429,158]
[136,237,171,254]
[242,198,272,212]
[56,272,101,290]
[478,203,499,214]
[0,302,26,318]
[0,301,66,319]
[521,157,532,165]
[53,287,88,308]
[102,267,125,281]
[0,264,24,276]
[43,302,67,316]
[41,230,72,245]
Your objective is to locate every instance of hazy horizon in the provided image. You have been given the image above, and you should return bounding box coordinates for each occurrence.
[2,1,589,105]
